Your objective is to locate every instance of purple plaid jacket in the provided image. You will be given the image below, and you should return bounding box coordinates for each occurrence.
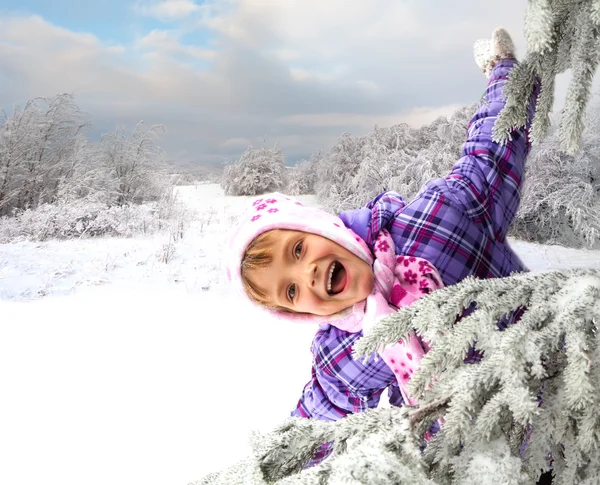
[291,59,539,424]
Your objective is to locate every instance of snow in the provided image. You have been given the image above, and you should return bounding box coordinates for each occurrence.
[466,437,524,485]
[1,184,599,485]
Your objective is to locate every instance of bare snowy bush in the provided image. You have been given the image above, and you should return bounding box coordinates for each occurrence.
[285,156,318,195]
[197,207,217,234]
[510,102,600,248]
[0,196,181,242]
[156,235,177,264]
[312,105,475,214]
[221,144,287,196]
[156,191,191,241]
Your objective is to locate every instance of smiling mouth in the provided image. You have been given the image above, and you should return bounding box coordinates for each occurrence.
[326,261,347,295]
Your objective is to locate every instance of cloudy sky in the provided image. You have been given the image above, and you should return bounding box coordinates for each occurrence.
[0,0,583,166]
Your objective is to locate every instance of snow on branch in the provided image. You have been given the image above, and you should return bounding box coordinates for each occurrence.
[494,0,600,154]
[194,407,433,485]
[355,268,600,483]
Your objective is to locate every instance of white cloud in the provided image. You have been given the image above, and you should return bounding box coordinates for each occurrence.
[1,15,112,52]
[204,0,527,80]
[279,104,463,132]
[222,137,252,149]
[135,0,202,20]
[356,80,381,97]
[136,29,216,61]
[0,15,134,98]
[273,48,302,62]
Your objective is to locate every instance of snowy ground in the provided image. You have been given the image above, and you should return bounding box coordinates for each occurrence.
[1,184,600,485]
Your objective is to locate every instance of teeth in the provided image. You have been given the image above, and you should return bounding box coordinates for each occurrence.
[327,262,336,293]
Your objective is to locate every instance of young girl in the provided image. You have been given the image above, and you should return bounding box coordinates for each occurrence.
[226,27,539,448]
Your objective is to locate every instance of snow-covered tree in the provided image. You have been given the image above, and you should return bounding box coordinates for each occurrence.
[352,123,417,205]
[285,155,319,196]
[0,94,88,215]
[510,101,600,247]
[311,105,474,215]
[221,143,287,196]
[386,105,476,204]
[99,122,170,205]
[311,133,366,212]
[494,0,600,155]
[196,269,600,485]
[0,94,177,241]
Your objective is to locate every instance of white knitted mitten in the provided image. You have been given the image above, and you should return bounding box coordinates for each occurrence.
[473,28,516,77]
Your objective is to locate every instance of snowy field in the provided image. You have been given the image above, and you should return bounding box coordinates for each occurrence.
[1,184,600,485]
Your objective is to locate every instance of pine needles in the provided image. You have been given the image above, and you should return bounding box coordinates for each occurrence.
[494,0,600,155]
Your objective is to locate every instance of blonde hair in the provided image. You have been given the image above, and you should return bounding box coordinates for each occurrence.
[241,229,291,312]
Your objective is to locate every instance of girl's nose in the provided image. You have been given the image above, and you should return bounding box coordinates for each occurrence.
[303,263,317,287]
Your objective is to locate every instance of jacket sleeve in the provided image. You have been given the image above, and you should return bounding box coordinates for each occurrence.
[290,325,396,421]
[441,59,538,241]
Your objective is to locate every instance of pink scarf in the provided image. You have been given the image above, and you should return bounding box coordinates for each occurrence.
[333,229,444,405]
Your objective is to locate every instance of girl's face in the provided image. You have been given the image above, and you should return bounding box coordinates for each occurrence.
[249,230,374,316]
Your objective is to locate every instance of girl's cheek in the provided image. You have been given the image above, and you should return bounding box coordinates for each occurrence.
[311,293,327,311]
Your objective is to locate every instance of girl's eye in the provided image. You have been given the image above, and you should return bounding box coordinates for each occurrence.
[294,241,303,259]
[287,284,296,302]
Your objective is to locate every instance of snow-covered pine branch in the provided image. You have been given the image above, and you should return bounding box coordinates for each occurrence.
[193,406,432,485]
[354,268,600,484]
[494,0,600,155]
